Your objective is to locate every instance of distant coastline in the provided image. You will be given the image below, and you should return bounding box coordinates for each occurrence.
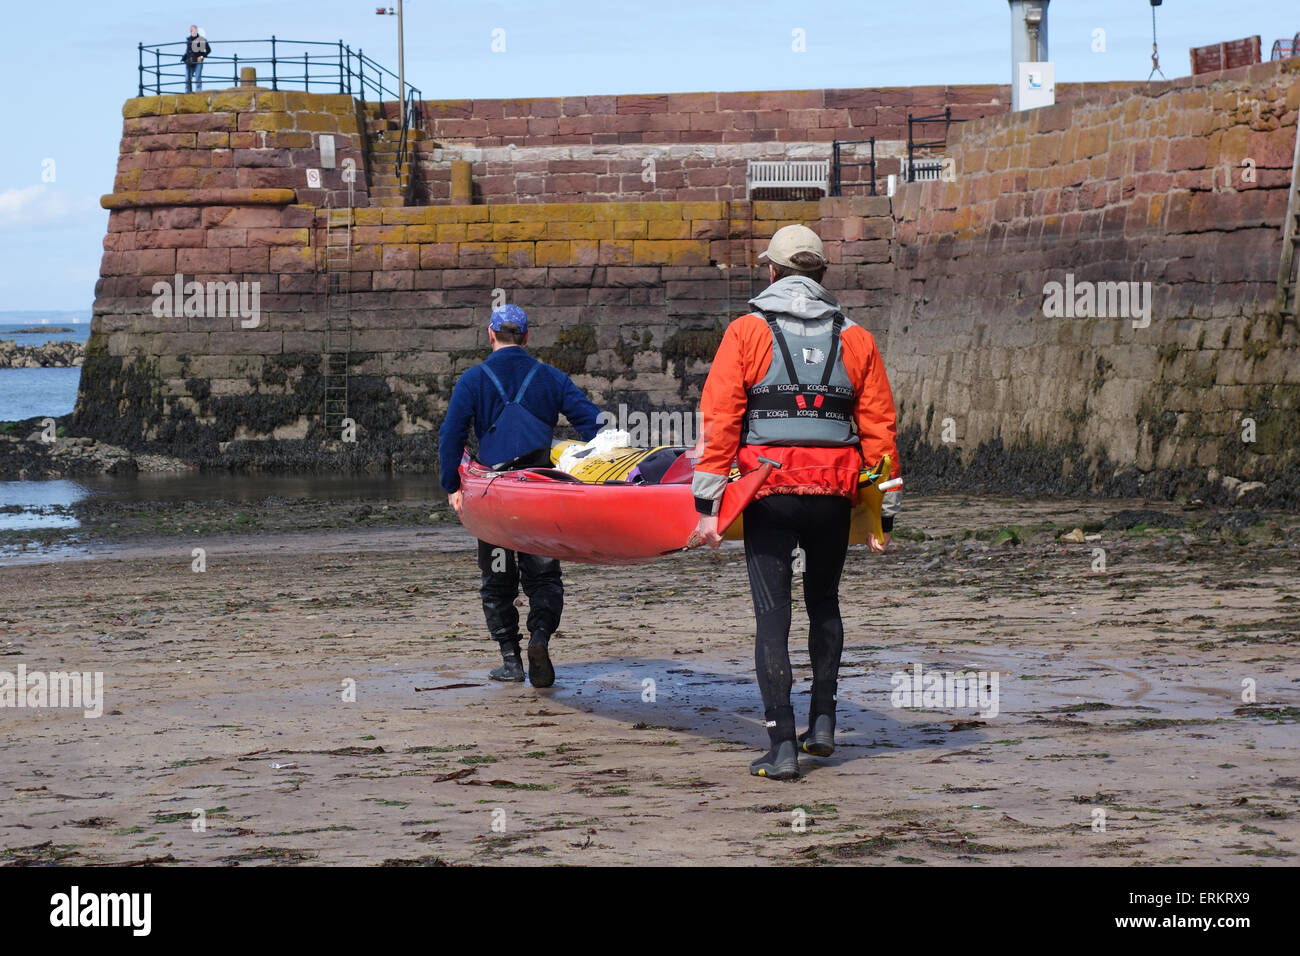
[0,310,88,323]
[9,327,74,334]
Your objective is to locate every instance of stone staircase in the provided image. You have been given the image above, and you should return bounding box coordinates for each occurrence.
[363,105,423,207]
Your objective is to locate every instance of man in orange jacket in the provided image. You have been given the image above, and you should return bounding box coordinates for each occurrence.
[691,223,901,780]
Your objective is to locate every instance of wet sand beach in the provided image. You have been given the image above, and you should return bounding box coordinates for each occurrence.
[1,494,1296,865]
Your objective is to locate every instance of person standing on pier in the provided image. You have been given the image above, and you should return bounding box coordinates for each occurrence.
[439,305,603,688]
[690,224,902,780]
[182,25,210,93]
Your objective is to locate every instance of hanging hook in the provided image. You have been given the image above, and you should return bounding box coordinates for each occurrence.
[1147,2,1167,81]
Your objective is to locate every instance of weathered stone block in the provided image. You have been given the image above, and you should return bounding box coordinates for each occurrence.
[208,330,283,354]
[353,225,406,244]
[632,239,711,266]
[175,248,233,274]
[598,239,635,265]
[615,220,648,240]
[492,221,547,241]
[247,227,309,247]
[268,246,315,273]
[419,243,459,269]
[458,242,510,268]
[242,113,296,132]
[648,220,691,240]
[224,246,269,273]
[535,240,571,266]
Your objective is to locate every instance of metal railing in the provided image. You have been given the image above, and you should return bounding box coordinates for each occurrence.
[906,107,963,183]
[1270,33,1300,61]
[900,158,946,182]
[395,86,423,190]
[831,138,877,196]
[137,37,423,180]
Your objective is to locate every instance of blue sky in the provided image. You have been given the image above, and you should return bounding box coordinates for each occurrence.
[0,0,1294,312]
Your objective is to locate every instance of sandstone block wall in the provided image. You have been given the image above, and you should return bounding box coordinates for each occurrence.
[418,86,1007,146]
[82,91,891,468]
[414,142,878,205]
[409,83,1138,204]
[79,68,1300,501]
[411,85,1010,204]
[113,89,372,209]
[887,59,1300,501]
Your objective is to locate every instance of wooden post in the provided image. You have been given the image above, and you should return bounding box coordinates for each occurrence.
[450,160,473,206]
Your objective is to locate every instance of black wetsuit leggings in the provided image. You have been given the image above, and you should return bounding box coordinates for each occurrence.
[477,540,563,645]
[742,493,851,742]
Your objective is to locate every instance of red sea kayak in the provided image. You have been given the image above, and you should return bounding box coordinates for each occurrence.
[456,455,773,565]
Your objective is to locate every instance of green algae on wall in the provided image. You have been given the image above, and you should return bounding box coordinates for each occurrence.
[73,337,168,448]
[534,324,598,376]
[661,321,724,398]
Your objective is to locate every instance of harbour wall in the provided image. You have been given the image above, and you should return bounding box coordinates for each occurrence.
[75,63,1300,502]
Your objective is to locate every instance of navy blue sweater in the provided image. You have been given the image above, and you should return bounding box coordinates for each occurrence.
[438,346,602,493]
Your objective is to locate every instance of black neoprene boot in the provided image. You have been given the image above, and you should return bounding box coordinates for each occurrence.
[750,705,799,780]
[798,713,836,756]
[527,632,555,688]
[489,638,525,682]
[750,740,799,780]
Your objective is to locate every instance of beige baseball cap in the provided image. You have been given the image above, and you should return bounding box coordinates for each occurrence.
[757,224,826,268]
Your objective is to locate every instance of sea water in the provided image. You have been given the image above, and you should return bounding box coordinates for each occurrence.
[0,473,440,537]
[0,322,89,421]
[0,367,82,420]
[0,479,90,530]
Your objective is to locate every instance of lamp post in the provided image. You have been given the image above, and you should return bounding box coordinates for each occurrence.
[1008,1,1050,87]
[1008,1,1052,111]
[376,2,405,120]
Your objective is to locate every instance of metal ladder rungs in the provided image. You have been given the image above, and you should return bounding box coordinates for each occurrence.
[321,180,354,437]
[1275,127,1300,318]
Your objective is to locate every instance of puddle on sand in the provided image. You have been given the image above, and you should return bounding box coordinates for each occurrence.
[0,479,89,531]
[536,657,916,751]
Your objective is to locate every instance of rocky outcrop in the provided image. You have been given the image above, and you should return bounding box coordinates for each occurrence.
[0,339,85,368]
[0,430,190,480]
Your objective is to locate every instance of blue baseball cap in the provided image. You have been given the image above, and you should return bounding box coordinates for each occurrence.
[488,304,528,334]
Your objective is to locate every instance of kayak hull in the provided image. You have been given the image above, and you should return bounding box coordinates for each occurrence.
[457,459,771,565]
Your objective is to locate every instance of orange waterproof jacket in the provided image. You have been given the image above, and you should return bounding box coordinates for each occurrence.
[694,309,899,508]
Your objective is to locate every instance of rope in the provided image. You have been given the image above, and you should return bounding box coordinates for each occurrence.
[1148,4,1166,81]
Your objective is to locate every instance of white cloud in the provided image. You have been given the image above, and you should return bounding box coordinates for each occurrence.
[0,185,101,230]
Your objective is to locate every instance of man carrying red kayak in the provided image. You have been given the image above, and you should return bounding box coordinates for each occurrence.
[439,305,603,687]
[691,224,902,780]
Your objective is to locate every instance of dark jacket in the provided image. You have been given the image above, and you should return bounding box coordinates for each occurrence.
[182,35,211,64]
[438,346,602,493]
